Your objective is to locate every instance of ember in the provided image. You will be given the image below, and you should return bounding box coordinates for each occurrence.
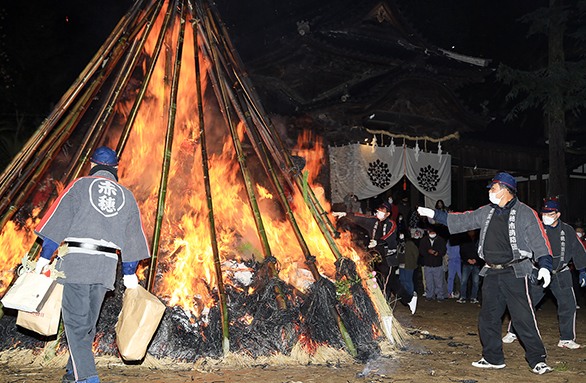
[0,0,403,364]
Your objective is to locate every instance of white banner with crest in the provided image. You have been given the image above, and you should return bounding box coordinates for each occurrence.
[329,143,451,208]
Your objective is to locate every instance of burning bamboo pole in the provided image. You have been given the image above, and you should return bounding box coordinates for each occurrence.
[147,0,186,293]
[117,0,175,156]
[189,3,230,355]
[0,1,155,230]
[197,2,292,318]
[62,2,162,187]
[196,1,357,356]
[202,3,342,256]
[0,0,147,198]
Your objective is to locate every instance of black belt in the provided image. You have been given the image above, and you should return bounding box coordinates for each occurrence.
[486,258,527,269]
[65,241,120,255]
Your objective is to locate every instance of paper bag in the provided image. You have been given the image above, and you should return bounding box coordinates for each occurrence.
[115,285,165,361]
[2,272,57,312]
[16,283,63,336]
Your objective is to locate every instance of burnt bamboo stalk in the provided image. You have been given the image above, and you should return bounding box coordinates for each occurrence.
[0,69,107,230]
[0,0,147,196]
[117,0,176,156]
[147,0,186,293]
[189,5,230,352]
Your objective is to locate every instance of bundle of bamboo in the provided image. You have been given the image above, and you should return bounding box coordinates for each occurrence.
[0,0,404,361]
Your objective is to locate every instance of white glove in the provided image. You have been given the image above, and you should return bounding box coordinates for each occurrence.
[34,257,51,274]
[123,274,139,289]
[537,268,551,288]
[368,239,378,249]
[417,207,435,218]
[332,212,347,218]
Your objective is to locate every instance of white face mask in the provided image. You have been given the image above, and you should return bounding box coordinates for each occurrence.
[388,198,393,204]
[399,234,405,240]
[542,215,555,226]
[578,232,584,239]
[489,189,503,205]
[429,233,437,239]
[376,211,386,220]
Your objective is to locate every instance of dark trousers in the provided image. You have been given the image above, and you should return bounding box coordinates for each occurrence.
[375,258,412,305]
[479,270,546,368]
[529,270,576,341]
[461,264,480,300]
[62,283,107,382]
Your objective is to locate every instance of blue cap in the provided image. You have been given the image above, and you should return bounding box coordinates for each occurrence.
[378,201,393,212]
[487,172,517,191]
[541,198,559,213]
[90,146,118,166]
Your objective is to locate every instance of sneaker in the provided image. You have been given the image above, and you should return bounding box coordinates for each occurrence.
[437,298,444,303]
[408,295,418,315]
[453,292,460,299]
[448,293,453,298]
[558,340,581,349]
[532,362,553,375]
[422,292,427,297]
[470,298,479,304]
[61,372,75,383]
[456,298,466,304]
[426,297,434,302]
[502,332,517,343]
[471,358,506,369]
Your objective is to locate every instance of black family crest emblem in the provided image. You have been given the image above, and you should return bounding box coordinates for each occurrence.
[367,159,392,189]
[89,178,126,217]
[417,165,440,192]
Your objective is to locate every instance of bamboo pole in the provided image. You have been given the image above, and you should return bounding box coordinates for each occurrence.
[0,71,106,229]
[197,1,356,356]
[147,0,186,293]
[0,1,155,230]
[0,0,147,197]
[117,0,175,156]
[64,1,164,184]
[189,3,230,353]
[198,3,288,312]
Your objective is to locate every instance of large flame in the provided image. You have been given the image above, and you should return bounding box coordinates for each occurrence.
[0,2,370,319]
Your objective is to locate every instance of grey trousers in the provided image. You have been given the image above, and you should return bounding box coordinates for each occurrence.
[424,266,444,299]
[62,283,107,382]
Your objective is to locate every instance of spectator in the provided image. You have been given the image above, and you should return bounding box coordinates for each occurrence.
[572,227,586,308]
[398,230,419,296]
[419,227,447,302]
[457,230,482,304]
[446,234,462,299]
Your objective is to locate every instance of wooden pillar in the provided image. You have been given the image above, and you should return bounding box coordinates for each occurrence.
[458,149,465,211]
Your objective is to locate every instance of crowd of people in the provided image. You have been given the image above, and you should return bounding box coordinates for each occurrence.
[334,172,586,376]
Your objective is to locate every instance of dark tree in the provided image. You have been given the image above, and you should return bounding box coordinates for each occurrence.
[497,0,586,212]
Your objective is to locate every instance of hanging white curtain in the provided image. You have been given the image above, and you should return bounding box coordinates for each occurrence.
[329,143,451,207]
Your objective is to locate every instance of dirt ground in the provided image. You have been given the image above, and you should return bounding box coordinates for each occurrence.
[3,296,586,383]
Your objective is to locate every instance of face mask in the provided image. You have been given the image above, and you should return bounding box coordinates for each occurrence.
[399,234,405,240]
[542,215,555,226]
[429,233,437,239]
[376,211,386,220]
[398,217,403,221]
[578,232,584,238]
[489,189,503,205]
[388,198,393,204]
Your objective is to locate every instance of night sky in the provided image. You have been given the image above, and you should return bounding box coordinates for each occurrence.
[0,0,569,164]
